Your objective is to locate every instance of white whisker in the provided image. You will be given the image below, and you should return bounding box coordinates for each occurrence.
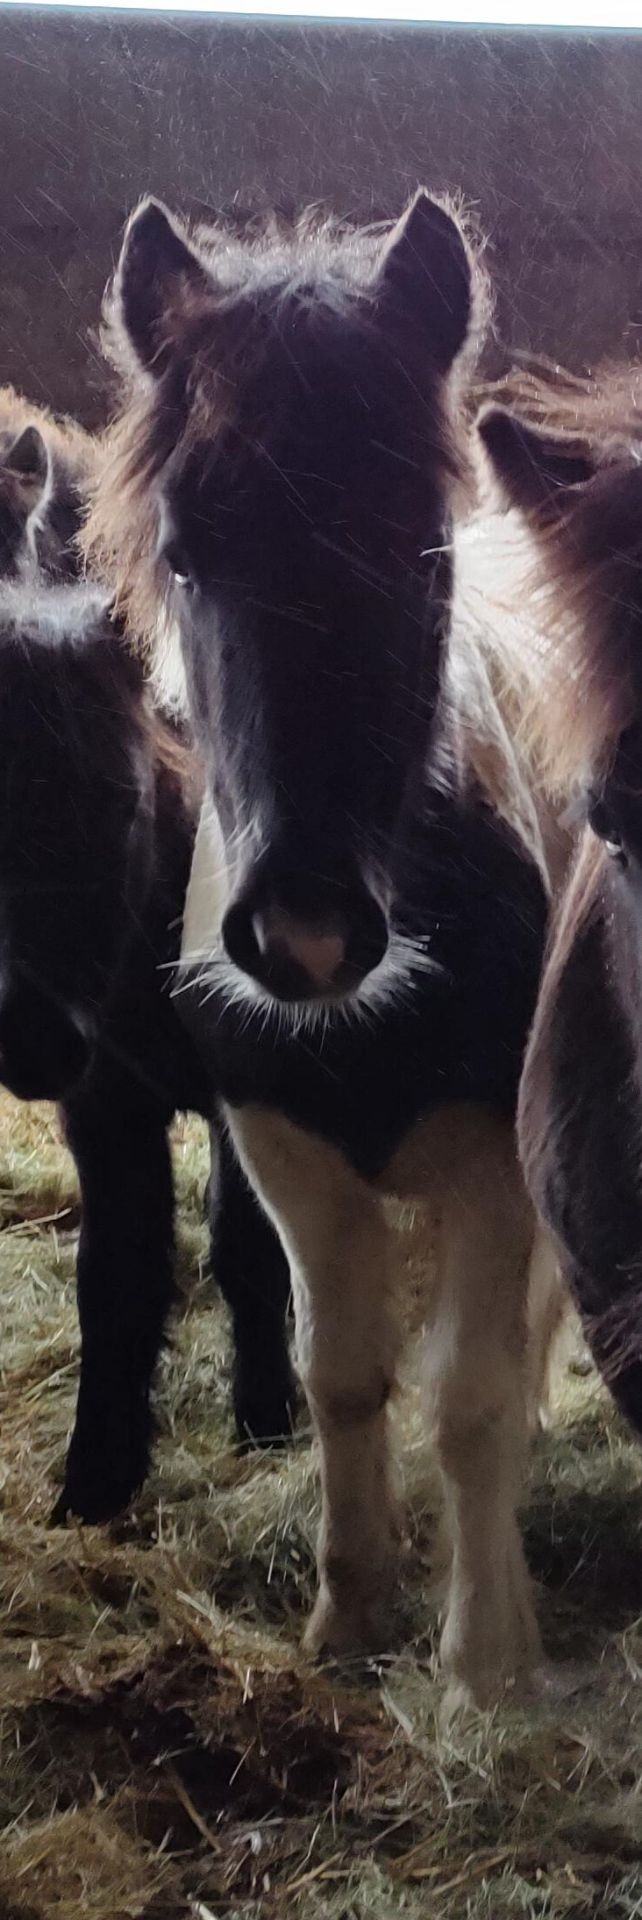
[173,926,444,1040]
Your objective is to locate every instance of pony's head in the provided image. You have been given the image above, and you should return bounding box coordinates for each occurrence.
[0,422,51,580]
[0,389,94,585]
[88,190,483,1016]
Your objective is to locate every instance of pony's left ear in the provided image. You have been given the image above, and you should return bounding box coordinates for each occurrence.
[113,198,211,379]
[377,190,472,370]
[478,405,596,515]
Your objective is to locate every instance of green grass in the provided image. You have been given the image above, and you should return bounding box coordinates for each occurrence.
[1,1090,642,1919]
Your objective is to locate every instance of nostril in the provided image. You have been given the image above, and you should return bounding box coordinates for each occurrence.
[222,902,262,976]
[350,899,388,977]
[250,912,271,960]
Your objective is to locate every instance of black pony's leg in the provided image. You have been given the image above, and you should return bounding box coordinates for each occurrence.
[52,1097,175,1523]
[211,1127,296,1447]
[520,886,642,1438]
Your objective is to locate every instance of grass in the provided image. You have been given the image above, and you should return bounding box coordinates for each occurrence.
[1,1091,642,1918]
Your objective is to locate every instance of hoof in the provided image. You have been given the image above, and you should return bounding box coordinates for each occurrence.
[440,1666,518,1722]
[49,1491,75,1529]
[50,1470,144,1527]
[52,1429,149,1526]
[304,1584,392,1659]
[441,1655,576,1726]
[439,1585,542,1714]
[439,1622,543,1717]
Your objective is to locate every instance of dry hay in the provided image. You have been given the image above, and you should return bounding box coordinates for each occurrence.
[1,1092,642,1919]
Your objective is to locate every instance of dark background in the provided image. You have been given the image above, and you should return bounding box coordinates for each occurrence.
[1,6,642,424]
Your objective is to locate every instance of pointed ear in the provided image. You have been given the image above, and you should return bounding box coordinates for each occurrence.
[376,189,472,370]
[478,405,596,515]
[0,423,50,517]
[5,424,49,487]
[114,198,211,378]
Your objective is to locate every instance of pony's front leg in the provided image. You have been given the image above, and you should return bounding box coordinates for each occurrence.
[210,1127,296,1447]
[225,1104,402,1653]
[53,1092,175,1524]
[390,1107,542,1713]
[427,1118,541,1711]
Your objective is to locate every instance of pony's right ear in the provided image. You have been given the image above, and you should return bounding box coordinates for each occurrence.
[114,198,211,378]
[478,405,596,515]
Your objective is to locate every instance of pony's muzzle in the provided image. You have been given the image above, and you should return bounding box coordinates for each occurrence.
[222,884,388,1002]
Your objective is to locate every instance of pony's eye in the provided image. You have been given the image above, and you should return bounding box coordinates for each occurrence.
[588,796,627,865]
[163,542,193,590]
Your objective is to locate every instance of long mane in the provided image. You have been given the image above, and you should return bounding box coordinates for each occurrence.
[476,359,642,799]
[480,356,642,456]
[446,501,572,891]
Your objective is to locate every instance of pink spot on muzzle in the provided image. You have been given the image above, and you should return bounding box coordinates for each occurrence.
[253,910,347,991]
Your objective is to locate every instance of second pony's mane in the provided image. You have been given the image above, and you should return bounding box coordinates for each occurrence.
[477,355,642,462]
[447,501,572,894]
[476,358,642,804]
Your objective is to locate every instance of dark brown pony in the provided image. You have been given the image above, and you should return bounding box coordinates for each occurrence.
[85,190,558,1712]
[479,371,642,1435]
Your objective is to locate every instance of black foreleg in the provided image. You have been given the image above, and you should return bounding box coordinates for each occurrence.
[211,1128,296,1447]
[53,1099,175,1522]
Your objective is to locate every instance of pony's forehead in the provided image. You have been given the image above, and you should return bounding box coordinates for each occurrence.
[180,278,385,424]
[196,214,381,302]
[166,275,437,501]
[171,225,420,434]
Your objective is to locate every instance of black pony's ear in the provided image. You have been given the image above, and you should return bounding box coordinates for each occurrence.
[0,424,50,514]
[376,189,472,370]
[114,198,211,378]
[478,405,596,514]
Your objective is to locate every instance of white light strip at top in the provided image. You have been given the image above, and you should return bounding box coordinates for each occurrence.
[3,0,642,26]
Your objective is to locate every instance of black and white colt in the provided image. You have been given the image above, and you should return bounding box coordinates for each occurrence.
[88,189,557,1709]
